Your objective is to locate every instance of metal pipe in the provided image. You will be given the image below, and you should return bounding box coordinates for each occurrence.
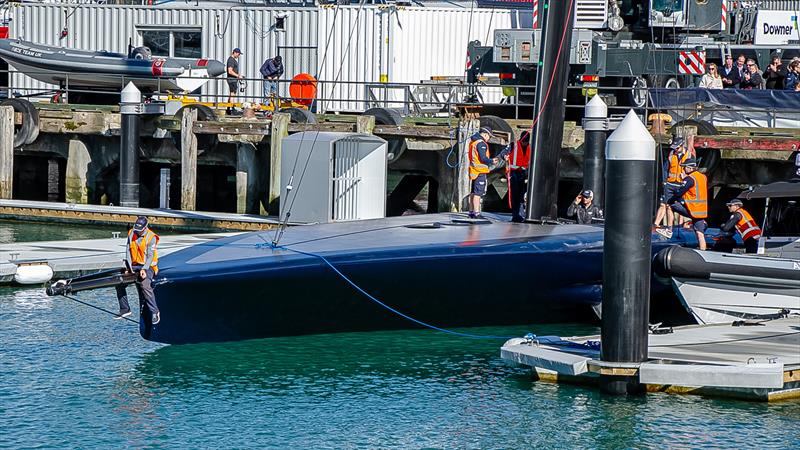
[599,111,656,396]
[525,0,575,221]
[119,82,141,208]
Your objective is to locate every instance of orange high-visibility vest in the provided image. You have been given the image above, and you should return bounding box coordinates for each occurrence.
[509,141,530,171]
[735,208,761,241]
[683,171,708,219]
[666,150,690,183]
[468,138,490,180]
[129,229,160,274]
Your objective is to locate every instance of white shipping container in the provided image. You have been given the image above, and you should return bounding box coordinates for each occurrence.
[7,3,512,112]
[316,5,512,112]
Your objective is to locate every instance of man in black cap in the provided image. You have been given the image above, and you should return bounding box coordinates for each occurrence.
[226,47,244,107]
[115,216,161,325]
[566,189,603,224]
[467,126,498,219]
[718,198,762,253]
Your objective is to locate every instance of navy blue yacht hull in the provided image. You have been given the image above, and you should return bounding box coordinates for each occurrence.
[145,214,700,344]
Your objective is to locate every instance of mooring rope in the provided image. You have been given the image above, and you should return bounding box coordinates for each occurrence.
[60,293,138,325]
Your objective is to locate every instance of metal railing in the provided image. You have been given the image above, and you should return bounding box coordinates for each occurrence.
[3,68,800,125]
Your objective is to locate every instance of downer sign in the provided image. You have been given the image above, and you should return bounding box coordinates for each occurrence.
[755,11,800,45]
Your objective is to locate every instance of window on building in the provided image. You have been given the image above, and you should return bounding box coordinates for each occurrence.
[141,30,170,57]
[140,29,201,58]
[174,31,201,58]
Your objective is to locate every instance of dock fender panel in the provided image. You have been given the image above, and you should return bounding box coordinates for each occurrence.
[279,107,317,124]
[362,107,407,164]
[172,104,218,153]
[1,98,40,147]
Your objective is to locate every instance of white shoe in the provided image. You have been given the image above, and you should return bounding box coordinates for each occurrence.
[114,311,132,320]
[152,312,161,325]
[655,227,673,239]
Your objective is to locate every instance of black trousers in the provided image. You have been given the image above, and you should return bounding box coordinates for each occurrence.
[744,237,759,254]
[116,267,159,315]
[509,170,527,221]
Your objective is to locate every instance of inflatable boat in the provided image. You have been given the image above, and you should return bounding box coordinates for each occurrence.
[654,245,800,324]
[0,39,226,92]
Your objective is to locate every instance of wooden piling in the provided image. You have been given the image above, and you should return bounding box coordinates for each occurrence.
[65,138,91,204]
[180,108,198,211]
[0,106,13,199]
[268,112,290,215]
[456,119,479,212]
[236,143,258,214]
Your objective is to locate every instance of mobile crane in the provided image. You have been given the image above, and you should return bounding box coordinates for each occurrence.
[469,0,800,109]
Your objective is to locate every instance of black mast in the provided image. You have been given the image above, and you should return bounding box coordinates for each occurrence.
[525,0,575,221]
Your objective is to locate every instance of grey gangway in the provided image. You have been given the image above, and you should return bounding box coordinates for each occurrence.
[600,110,657,395]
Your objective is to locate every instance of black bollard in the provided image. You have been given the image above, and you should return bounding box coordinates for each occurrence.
[525,0,575,221]
[600,110,656,395]
[119,82,141,208]
[582,96,607,208]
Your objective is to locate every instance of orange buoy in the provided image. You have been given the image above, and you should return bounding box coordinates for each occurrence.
[289,73,317,106]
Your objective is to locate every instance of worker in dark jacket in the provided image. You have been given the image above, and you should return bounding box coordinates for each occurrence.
[719,198,761,253]
[669,159,708,250]
[115,216,161,325]
[566,189,603,224]
[259,55,284,106]
[467,127,498,219]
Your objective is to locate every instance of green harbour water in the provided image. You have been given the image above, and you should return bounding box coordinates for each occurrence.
[1,221,799,448]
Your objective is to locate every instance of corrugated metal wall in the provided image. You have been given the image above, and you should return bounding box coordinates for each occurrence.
[391,7,511,106]
[8,3,511,111]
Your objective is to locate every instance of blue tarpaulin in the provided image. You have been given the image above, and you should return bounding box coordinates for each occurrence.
[649,88,800,111]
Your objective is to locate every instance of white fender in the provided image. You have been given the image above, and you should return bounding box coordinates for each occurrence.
[14,263,54,285]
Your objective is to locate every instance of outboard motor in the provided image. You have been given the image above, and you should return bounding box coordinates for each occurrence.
[130,46,152,61]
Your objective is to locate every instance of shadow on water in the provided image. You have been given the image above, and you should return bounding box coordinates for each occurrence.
[132,323,598,390]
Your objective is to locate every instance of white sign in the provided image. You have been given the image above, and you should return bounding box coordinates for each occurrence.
[755,11,800,45]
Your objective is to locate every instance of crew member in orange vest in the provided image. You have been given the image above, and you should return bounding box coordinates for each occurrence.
[654,136,693,234]
[719,198,762,253]
[505,130,531,222]
[115,216,161,324]
[669,158,709,250]
[468,126,498,219]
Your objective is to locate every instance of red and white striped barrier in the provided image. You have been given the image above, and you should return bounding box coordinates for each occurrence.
[678,51,706,75]
[721,0,728,31]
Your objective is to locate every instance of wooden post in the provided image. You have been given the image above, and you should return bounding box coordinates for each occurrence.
[181,109,198,211]
[65,138,91,204]
[0,106,13,199]
[456,119,479,212]
[356,115,375,134]
[268,112,290,215]
[236,143,258,214]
